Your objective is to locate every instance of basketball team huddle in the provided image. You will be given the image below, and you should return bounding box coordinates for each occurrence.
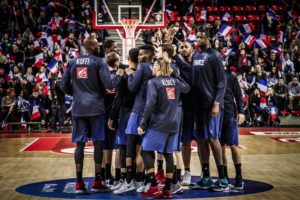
[60,29,245,199]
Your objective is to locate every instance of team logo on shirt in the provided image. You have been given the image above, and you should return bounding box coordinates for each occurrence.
[77,67,88,79]
[166,87,175,100]
[193,59,205,66]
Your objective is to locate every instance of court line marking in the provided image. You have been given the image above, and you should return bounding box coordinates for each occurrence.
[250,131,300,136]
[19,138,39,152]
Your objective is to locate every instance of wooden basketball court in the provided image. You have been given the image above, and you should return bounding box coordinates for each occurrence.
[1,127,300,200]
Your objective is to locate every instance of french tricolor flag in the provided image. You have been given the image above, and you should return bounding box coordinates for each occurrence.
[48,59,59,74]
[271,47,282,55]
[1,116,9,131]
[199,10,207,21]
[222,12,233,23]
[68,48,80,59]
[218,25,234,37]
[31,103,41,121]
[277,30,284,43]
[270,107,278,122]
[81,28,90,39]
[37,32,47,39]
[34,53,44,68]
[34,40,40,50]
[239,23,255,34]
[54,50,62,61]
[266,8,278,20]
[259,97,267,110]
[257,79,268,94]
[244,34,256,47]
[20,113,27,130]
[255,39,267,49]
[187,30,197,43]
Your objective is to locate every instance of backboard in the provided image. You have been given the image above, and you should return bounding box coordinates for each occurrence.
[93,0,167,30]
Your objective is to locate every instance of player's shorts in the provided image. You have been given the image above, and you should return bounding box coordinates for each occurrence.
[142,129,177,154]
[195,108,223,140]
[72,115,106,142]
[115,108,131,146]
[125,112,142,135]
[181,106,196,143]
[220,116,239,146]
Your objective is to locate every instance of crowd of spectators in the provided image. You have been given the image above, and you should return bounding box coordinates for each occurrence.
[0,0,299,131]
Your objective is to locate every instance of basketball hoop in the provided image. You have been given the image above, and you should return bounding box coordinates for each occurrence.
[121,19,140,39]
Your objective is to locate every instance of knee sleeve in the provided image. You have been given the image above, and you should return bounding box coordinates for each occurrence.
[142,150,155,171]
[163,153,174,173]
[126,135,137,158]
[120,145,127,168]
[93,141,103,164]
[75,142,85,164]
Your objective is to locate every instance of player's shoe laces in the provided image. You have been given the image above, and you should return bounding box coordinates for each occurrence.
[75,181,87,194]
[190,177,214,189]
[156,170,166,184]
[181,171,191,186]
[113,179,136,194]
[162,189,173,199]
[110,180,123,191]
[143,185,163,198]
[233,178,244,190]
[171,182,184,194]
[136,182,151,193]
[91,179,109,193]
[212,178,230,192]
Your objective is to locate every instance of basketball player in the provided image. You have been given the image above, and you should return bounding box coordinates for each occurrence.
[113,45,155,194]
[177,42,195,186]
[109,48,139,191]
[138,58,190,199]
[175,30,229,191]
[221,62,245,190]
[60,36,124,194]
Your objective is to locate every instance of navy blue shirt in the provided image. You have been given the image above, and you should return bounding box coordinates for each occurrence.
[139,76,190,133]
[127,62,153,114]
[60,55,121,117]
[224,70,244,118]
[175,48,227,108]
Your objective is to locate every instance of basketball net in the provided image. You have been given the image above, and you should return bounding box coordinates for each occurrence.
[121,19,140,63]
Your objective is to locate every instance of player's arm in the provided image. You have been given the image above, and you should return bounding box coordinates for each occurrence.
[127,64,144,92]
[99,60,122,89]
[233,75,245,124]
[212,53,227,104]
[60,61,73,96]
[176,76,191,94]
[108,83,124,127]
[139,81,157,132]
[174,54,192,72]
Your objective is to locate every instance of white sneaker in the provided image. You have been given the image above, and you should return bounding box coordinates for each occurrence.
[136,182,150,193]
[110,180,124,191]
[171,182,183,194]
[113,180,136,194]
[135,181,143,189]
[182,171,191,186]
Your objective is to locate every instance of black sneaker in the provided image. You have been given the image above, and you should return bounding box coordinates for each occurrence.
[233,178,244,190]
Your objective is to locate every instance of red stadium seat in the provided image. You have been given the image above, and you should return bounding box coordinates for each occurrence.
[245,5,257,12]
[207,15,220,22]
[219,6,231,12]
[247,15,260,22]
[234,15,247,22]
[271,5,283,11]
[258,5,267,12]
[207,6,218,12]
[182,15,194,22]
[195,6,204,12]
[169,16,181,22]
[232,6,243,12]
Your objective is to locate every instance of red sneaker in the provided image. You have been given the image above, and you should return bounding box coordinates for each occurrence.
[155,170,166,184]
[162,189,173,199]
[143,185,163,198]
[76,181,86,194]
[91,179,109,193]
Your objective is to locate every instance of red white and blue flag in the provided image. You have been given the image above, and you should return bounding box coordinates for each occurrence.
[239,23,255,34]
[218,25,234,37]
[34,53,44,68]
[48,59,59,74]
[31,103,41,121]
[222,12,233,23]
[244,34,256,47]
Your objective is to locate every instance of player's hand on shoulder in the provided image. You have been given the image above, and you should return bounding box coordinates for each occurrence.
[237,113,245,125]
[137,127,145,135]
[116,68,125,77]
[125,67,134,75]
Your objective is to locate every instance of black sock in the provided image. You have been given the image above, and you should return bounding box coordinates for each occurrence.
[100,167,105,179]
[202,163,210,178]
[224,166,228,180]
[176,168,182,181]
[144,172,150,184]
[164,178,172,190]
[76,172,83,182]
[172,166,178,184]
[217,165,225,179]
[185,168,190,172]
[148,172,157,187]
[234,163,242,179]
[95,172,101,181]
[115,168,121,181]
[105,163,112,180]
[121,172,127,180]
[132,164,137,179]
[157,159,163,171]
[126,166,133,183]
[137,172,144,182]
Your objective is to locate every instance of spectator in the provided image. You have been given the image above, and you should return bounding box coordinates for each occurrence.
[29,90,46,126]
[288,76,300,111]
[274,77,288,112]
[282,52,295,83]
[249,88,262,125]
[0,87,16,123]
[24,67,35,84]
